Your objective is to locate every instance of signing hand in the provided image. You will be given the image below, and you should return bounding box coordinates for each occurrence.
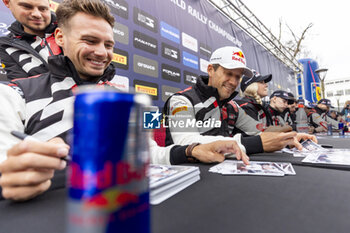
[191,140,249,165]
[0,138,69,201]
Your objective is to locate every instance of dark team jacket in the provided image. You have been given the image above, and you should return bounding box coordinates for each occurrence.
[307,107,327,128]
[282,108,296,130]
[0,13,61,80]
[235,96,273,130]
[267,105,286,126]
[8,55,117,142]
[163,75,263,154]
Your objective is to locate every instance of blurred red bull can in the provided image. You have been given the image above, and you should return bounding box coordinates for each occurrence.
[327,123,333,136]
[67,86,151,233]
[339,122,344,135]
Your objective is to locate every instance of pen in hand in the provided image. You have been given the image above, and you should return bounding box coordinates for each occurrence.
[10,131,71,162]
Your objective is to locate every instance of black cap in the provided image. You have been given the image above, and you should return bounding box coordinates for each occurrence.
[317,98,334,108]
[241,70,272,92]
[270,90,295,105]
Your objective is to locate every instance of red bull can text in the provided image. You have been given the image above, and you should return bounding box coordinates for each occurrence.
[67,86,151,233]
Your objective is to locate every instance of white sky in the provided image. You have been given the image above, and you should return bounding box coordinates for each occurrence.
[242,0,350,81]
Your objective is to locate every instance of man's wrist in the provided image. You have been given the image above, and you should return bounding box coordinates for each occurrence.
[185,143,201,163]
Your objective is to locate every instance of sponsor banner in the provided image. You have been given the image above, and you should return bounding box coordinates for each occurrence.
[133,7,158,33]
[310,82,321,103]
[182,32,198,52]
[199,42,212,58]
[161,85,181,102]
[112,75,129,92]
[182,51,198,70]
[134,79,159,100]
[113,22,129,45]
[112,48,128,70]
[183,70,198,85]
[200,58,209,73]
[161,63,181,83]
[103,0,128,19]
[160,21,180,44]
[133,54,158,78]
[161,42,180,63]
[133,30,158,55]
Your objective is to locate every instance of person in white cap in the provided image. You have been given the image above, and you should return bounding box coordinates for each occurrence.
[163,46,315,155]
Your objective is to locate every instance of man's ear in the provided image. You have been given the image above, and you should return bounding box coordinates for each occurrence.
[207,64,214,76]
[54,27,64,47]
[3,0,10,8]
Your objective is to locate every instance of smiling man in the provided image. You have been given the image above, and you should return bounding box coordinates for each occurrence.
[0,0,118,200]
[0,0,62,79]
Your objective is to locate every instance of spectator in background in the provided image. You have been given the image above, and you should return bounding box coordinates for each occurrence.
[340,100,350,124]
[0,0,61,79]
[267,90,294,126]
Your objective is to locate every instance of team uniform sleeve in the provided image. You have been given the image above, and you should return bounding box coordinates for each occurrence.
[0,46,28,80]
[0,84,25,163]
[234,105,263,136]
[326,116,340,130]
[310,112,328,130]
[149,138,174,165]
[167,95,246,154]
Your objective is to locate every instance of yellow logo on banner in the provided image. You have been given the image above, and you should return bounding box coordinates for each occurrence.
[316,86,321,101]
[112,53,127,65]
[49,1,59,12]
[135,85,157,96]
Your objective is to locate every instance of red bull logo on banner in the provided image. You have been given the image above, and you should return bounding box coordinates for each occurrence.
[310,82,321,102]
[232,51,246,65]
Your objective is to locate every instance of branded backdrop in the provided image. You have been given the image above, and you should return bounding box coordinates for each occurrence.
[0,0,295,106]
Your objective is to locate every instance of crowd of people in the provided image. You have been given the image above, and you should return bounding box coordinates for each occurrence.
[0,0,347,202]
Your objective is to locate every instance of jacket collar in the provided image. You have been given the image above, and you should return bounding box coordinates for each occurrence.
[243,96,259,105]
[268,105,281,115]
[9,12,57,39]
[48,55,116,84]
[196,75,238,105]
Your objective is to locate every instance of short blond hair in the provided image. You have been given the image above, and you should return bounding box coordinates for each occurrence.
[56,0,115,28]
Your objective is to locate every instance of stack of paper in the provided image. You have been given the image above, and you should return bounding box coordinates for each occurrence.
[209,160,295,176]
[302,150,350,166]
[281,139,329,157]
[149,164,200,205]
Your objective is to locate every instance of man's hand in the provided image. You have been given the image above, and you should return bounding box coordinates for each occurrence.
[0,138,69,201]
[264,125,293,133]
[191,140,249,165]
[260,131,297,152]
[289,133,318,151]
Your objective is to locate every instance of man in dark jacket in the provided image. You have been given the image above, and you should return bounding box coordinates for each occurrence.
[0,0,61,79]
[164,46,313,155]
[267,90,295,126]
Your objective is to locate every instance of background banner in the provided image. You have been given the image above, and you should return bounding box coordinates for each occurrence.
[0,0,296,106]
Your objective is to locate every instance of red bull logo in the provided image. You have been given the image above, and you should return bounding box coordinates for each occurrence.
[69,161,147,212]
[232,51,246,65]
[84,188,139,212]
